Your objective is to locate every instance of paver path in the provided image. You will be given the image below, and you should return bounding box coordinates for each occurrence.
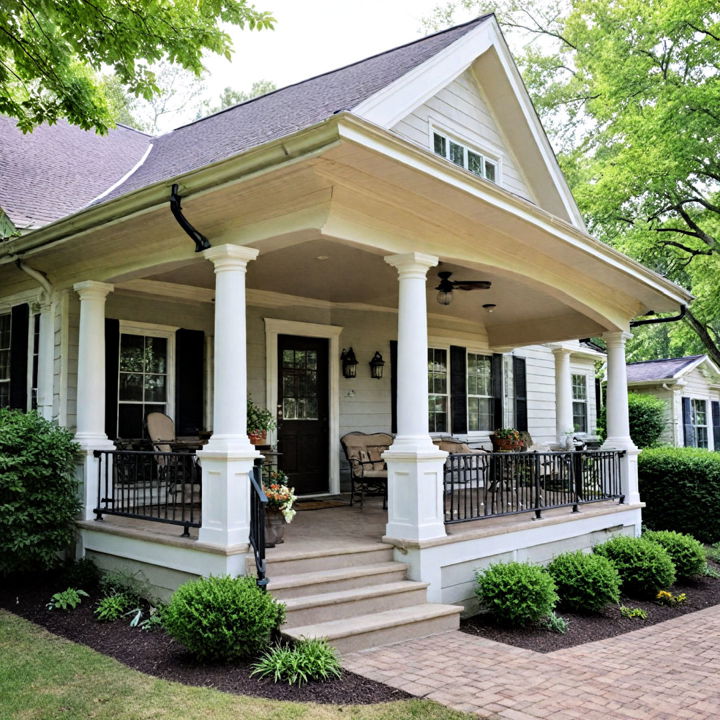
[343,604,720,719]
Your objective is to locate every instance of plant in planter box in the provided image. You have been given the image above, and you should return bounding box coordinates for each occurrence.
[247,396,276,445]
[262,479,297,546]
[490,428,523,452]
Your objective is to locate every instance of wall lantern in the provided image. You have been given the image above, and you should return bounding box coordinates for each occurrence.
[341,347,359,378]
[369,351,385,380]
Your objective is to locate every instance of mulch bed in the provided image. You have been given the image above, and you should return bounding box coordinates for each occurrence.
[0,578,409,705]
[461,561,720,653]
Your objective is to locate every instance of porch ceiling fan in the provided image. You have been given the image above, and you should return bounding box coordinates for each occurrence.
[435,271,492,306]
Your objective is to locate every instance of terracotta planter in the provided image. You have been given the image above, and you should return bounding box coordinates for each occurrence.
[490,435,523,452]
[264,509,286,547]
[248,430,267,446]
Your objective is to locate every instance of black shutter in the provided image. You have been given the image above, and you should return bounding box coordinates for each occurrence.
[491,353,504,430]
[450,346,467,434]
[9,303,29,410]
[682,396,694,447]
[712,401,720,452]
[513,356,528,432]
[390,340,398,434]
[105,318,120,440]
[175,329,205,436]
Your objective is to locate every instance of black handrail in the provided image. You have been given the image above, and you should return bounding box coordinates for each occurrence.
[249,459,269,590]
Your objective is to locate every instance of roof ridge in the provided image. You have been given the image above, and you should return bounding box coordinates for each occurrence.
[627,354,704,366]
[163,14,493,136]
[114,122,155,138]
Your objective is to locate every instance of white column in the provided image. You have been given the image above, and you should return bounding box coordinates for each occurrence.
[383,252,447,542]
[196,244,260,547]
[552,346,574,447]
[73,281,115,520]
[602,331,640,507]
[36,298,55,420]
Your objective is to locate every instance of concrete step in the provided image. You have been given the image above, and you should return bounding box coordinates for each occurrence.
[282,580,429,627]
[261,544,394,577]
[283,603,461,654]
[269,562,408,600]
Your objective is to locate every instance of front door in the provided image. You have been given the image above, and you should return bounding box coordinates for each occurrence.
[277,335,329,495]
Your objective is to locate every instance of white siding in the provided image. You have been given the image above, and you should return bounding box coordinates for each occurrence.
[391,69,534,202]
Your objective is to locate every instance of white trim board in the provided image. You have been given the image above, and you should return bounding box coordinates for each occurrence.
[264,318,343,495]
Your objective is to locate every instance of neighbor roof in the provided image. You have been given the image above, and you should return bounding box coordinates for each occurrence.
[0,16,490,231]
[626,356,704,383]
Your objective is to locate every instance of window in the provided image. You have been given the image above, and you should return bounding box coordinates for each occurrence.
[428,348,448,433]
[691,399,708,449]
[118,332,170,438]
[467,353,494,431]
[572,374,588,433]
[0,313,10,407]
[432,131,497,183]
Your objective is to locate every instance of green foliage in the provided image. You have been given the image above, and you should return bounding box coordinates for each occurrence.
[251,639,343,686]
[594,536,676,599]
[706,543,720,564]
[61,557,102,592]
[94,593,134,622]
[703,564,720,580]
[139,604,166,632]
[619,605,648,620]
[547,551,621,613]
[1,1,275,133]
[597,393,666,448]
[0,409,81,576]
[639,447,720,544]
[247,396,276,433]
[163,576,285,662]
[540,612,569,635]
[655,590,687,607]
[644,530,706,579]
[99,569,156,605]
[47,588,88,611]
[475,562,558,626]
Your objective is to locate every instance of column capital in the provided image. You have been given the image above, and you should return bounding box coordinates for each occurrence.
[602,330,633,347]
[203,244,259,271]
[548,344,573,356]
[384,252,439,277]
[73,280,114,300]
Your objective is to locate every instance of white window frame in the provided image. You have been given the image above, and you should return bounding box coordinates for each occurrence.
[429,122,502,185]
[691,398,709,449]
[466,350,494,435]
[572,373,589,434]
[428,345,450,435]
[27,311,40,411]
[0,311,11,407]
[117,320,176,438]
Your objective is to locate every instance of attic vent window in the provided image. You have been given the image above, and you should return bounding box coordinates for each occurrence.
[433,131,497,183]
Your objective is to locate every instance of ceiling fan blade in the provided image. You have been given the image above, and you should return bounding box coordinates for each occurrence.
[454,281,492,290]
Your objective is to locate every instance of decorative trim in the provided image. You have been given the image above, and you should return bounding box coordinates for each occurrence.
[264,318,343,495]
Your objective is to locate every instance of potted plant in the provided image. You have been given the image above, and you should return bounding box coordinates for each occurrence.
[247,396,276,446]
[262,474,297,547]
[490,428,523,452]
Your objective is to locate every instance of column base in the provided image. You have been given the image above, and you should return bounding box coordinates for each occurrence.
[383,446,448,543]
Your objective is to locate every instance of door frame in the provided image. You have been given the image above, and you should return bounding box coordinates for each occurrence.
[264,318,342,495]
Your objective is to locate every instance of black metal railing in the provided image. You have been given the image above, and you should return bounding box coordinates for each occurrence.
[249,459,269,590]
[443,449,625,524]
[93,449,201,536]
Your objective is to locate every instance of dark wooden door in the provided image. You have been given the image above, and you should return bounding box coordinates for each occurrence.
[277,335,329,494]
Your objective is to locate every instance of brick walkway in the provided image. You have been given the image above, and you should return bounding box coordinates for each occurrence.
[343,605,720,719]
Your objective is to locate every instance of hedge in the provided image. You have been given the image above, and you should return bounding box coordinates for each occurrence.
[639,447,720,544]
[598,392,666,448]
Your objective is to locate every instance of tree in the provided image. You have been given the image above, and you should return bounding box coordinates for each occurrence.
[426,1,720,364]
[1,0,274,133]
[199,79,277,117]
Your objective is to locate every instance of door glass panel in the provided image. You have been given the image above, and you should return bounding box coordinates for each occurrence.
[281,348,320,420]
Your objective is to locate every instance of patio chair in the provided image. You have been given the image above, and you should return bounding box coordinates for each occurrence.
[340,432,392,508]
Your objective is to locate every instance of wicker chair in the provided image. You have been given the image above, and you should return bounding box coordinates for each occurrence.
[340,432,392,508]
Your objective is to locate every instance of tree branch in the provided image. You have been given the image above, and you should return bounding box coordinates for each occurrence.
[685,309,720,368]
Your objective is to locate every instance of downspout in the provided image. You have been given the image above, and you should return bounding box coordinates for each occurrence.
[630,305,686,327]
[169,184,211,252]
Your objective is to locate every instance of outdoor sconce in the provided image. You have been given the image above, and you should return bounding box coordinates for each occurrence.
[369,351,385,379]
[341,347,359,378]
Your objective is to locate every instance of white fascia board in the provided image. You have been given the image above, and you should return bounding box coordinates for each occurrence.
[352,19,494,128]
[335,115,691,310]
[674,355,720,381]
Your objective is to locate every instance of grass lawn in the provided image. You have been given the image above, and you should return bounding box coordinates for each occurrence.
[0,610,471,720]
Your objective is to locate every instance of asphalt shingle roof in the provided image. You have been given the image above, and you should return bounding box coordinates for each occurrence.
[626,356,704,383]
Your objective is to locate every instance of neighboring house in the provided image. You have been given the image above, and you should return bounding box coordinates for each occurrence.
[627,355,720,450]
[0,17,691,645]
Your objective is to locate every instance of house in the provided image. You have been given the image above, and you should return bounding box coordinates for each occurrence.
[0,16,691,648]
[627,355,720,450]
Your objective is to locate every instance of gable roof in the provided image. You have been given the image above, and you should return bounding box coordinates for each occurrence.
[627,355,705,383]
[0,116,151,230]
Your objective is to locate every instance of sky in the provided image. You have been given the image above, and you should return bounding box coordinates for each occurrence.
[157,0,478,131]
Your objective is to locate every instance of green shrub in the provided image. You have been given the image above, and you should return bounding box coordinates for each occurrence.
[547,551,621,613]
[594,536,676,598]
[644,530,706,579]
[251,639,342,686]
[47,588,88,611]
[163,576,285,662]
[61,557,102,591]
[597,392,666,448]
[540,612,569,634]
[639,447,720,543]
[0,409,81,575]
[94,593,133,622]
[475,562,558,626]
[99,569,156,604]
